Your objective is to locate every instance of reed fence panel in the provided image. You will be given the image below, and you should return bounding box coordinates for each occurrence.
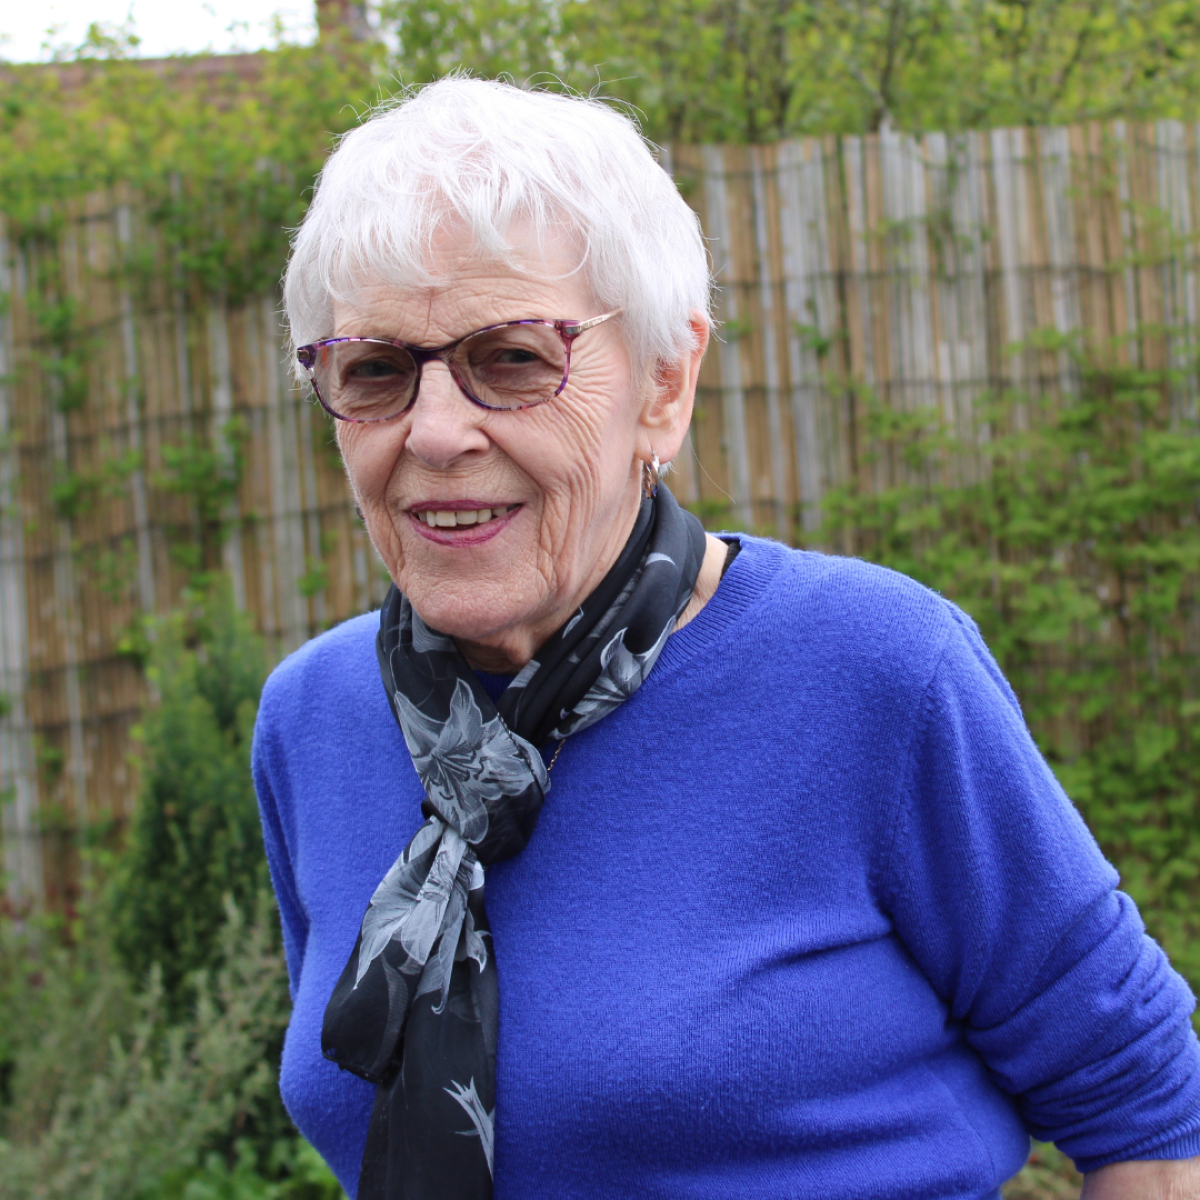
[3,119,1200,906]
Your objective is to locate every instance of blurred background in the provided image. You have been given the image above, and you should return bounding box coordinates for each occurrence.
[3,2,1200,1196]
[1,1,317,61]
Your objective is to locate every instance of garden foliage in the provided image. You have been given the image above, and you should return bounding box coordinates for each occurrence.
[0,902,294,1200]
[379,0,1200,141]
[0,588,342,1199]
[5,1,1200,282]
[106,588,267,1010]
[0,34,380,305]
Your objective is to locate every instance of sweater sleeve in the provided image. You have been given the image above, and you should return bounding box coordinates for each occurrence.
[252,680,310,1001]
[882,606,1200,1172]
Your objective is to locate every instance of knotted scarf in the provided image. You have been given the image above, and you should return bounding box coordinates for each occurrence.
[322,486,707,1199]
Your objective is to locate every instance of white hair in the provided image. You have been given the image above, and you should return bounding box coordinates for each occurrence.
[282,77,712,382]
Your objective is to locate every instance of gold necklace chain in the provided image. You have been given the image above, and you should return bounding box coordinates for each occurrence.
[546,738,568,773]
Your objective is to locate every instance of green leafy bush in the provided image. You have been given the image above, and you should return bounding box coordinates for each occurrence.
[106,586,267,1010]
[381,0,1200,141]
[0,41,380,302]
[0,901,305,1200]
[149,1137,342,1200]
[0,577,345,1199]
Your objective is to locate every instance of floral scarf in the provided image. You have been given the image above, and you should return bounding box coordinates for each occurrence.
[321,486,707,1200]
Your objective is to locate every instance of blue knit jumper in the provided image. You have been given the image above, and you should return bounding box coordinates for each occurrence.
[253,537,1200,1199]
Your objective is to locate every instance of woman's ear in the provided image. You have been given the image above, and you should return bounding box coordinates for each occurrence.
[637,311,710,465]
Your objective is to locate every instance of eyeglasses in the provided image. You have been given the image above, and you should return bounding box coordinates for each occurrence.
[297,309,623,423]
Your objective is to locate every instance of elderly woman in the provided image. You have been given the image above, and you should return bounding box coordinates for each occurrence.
[253,79,1200,1200]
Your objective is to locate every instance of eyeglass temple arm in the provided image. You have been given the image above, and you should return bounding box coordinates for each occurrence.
[561,308,623,338]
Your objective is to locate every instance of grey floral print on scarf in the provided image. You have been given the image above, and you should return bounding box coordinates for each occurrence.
[391,680,548,846]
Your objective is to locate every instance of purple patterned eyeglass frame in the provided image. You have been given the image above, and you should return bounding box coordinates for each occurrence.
[297,308,623,423]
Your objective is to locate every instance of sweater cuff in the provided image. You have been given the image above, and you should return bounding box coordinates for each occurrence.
[1075,1126,1200,1173]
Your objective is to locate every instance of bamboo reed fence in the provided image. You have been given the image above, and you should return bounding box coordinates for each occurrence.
[3,118,1200,907]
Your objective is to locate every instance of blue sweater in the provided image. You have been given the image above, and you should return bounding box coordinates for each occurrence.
[253,537,1200,1199]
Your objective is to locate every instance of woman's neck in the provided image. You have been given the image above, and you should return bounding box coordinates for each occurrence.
[458,532,728,672]
[673,534,728,632]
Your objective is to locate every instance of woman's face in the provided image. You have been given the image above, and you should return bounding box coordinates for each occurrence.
[333,237,702,673]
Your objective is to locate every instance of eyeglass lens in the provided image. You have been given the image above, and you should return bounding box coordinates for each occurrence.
[314,323,568,420]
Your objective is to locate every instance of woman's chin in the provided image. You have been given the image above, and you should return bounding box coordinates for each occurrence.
[402,583,547,667]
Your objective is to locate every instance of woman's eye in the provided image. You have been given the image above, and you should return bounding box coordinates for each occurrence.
[493,348,541,366]
[350,358,403,380]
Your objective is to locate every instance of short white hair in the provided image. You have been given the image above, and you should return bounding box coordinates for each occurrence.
[282,77,712,381]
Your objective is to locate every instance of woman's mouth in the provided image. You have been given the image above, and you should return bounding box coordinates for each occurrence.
[407,503,522,544]
[412,504,519,529]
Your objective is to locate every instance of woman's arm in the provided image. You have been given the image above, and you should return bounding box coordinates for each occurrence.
[1081,1156,1200,1199]
[252,679,311,993]
[883,606,1200,1170]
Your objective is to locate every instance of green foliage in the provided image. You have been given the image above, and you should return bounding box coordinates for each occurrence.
[34,738,65,787]
[85,535,140,604]
[106,584,267,1009]
[377,0,1200,141]
[0,907,132,1144]
[149,1138,343,1200]
[1,1,1198,268]
[49,449,143,524]
[154,418,249,582]
[26,290,92,413]
[0,900,301,1200]
[0,573,343,1199]
[18,252,96,420]
[295,558,330,600]
[0,39,381,302]
[49,468,94,520]
[818,342,1200,993]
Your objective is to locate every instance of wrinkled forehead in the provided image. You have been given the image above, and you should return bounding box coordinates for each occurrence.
[332,210,592,300]
[329,218,600,340]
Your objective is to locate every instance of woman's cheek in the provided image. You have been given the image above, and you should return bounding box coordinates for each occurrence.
[340,427,401,509]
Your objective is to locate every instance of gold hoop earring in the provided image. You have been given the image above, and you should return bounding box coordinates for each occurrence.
[642,450,661,499]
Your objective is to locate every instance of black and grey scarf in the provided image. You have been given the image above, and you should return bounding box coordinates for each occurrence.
[322,486,707,1200]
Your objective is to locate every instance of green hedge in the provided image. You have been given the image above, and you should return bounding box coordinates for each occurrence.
[0,588,343,1199]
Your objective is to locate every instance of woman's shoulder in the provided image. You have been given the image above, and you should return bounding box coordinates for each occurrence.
[729,535,974,650]
[704,535,1003,719]
[259,610,382,721]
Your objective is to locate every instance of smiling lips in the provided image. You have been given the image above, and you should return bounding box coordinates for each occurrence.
[407,503,522,544]
[412,504,519,529]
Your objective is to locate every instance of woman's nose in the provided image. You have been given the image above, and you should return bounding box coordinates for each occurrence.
[403,361,490,470]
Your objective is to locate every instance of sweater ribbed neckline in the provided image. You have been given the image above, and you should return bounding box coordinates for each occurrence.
[650,534,785,682]
[472,535,786,703]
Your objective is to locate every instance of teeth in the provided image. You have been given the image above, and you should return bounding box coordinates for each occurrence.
[419,506,511,528]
